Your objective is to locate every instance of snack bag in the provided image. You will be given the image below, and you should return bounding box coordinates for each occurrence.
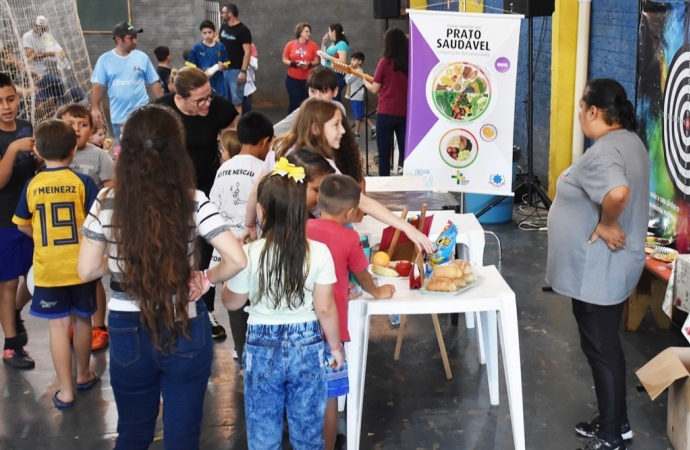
[427,221,458,272]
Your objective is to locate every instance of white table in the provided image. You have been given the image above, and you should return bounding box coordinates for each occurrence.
[364,175,446,192]
[346,265,524,450]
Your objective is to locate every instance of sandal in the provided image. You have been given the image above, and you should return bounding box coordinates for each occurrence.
[76,371,101,390]
[53,390,74,409]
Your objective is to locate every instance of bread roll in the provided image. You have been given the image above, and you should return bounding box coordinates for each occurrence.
[463,273,476,283]
[432,264,463,279]
[452,259,473,274]
[425,277,458,292]
[452,278,467,287]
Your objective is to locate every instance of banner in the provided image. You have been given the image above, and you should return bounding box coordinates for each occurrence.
[404,10,522,195]
[637,1,690,251]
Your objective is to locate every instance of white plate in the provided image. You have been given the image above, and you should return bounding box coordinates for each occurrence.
[420,274,485,296]
[368,263,405,280]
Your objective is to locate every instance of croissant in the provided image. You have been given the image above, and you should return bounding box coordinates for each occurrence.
[452,278,467,287]
[425,277,459,292]
[432,264,464,279]
[451,259,473,274]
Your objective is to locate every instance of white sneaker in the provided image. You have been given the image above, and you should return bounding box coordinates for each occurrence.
[209,312,226,339]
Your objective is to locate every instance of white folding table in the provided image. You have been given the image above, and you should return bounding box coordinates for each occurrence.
[346,265,524,450]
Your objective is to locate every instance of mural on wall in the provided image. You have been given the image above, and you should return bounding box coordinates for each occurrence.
[637,1,690,251]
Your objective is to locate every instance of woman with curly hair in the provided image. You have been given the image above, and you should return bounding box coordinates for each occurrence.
[78,104,246,449]
[364,27,408,176]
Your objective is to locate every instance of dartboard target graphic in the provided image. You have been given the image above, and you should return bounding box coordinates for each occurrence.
[663,45,690,198]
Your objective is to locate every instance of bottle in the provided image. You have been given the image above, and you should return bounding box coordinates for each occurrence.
[360,234,371,261]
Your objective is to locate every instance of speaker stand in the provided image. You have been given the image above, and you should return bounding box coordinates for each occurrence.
[516,14,551,209]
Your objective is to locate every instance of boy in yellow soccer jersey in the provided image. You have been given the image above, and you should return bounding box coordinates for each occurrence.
[12,119,99,409]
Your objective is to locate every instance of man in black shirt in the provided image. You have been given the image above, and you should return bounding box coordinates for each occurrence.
[154,45,173,94]
[155,67,238,339]
[219,3,251,118]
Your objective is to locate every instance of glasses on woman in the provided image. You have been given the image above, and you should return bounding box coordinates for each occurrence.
[194,89,216,108]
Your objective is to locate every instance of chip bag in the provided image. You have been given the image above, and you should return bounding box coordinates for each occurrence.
[427,221,457,270]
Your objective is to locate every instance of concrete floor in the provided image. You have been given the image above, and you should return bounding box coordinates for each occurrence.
[0,213,686,449]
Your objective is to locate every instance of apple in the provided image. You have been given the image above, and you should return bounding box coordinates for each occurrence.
[395,260,413,277]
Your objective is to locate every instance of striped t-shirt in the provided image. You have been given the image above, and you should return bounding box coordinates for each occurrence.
[81,189,232,312]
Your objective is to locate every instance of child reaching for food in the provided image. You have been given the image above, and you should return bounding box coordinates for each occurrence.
[306,173,396,449]
[285,147,335,216]
[241,98,434,254]
[222,158,343,449]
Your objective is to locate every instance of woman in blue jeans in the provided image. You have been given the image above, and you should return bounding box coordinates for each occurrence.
[78,104,247,450]
[364,28,409,176]
[223,158,344,450]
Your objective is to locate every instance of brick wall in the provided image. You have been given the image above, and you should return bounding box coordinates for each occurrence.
[83,1,391,114]
[485,0,639,191]
[589,0,638,104]
[83,0,203,115]
[485,0,552,187]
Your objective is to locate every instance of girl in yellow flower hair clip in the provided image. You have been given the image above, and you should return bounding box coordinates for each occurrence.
[272,157,306,182]
[221,157,343,448]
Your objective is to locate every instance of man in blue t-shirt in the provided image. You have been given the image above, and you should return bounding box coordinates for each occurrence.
[90,22,163,143]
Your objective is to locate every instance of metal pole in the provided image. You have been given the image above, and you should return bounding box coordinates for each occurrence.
[364,89,370,176]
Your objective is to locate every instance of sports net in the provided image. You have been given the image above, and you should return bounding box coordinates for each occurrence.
[0,0,93,124]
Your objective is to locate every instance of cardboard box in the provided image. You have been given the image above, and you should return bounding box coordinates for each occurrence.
[637,347,690,449]
[674,254,690,313]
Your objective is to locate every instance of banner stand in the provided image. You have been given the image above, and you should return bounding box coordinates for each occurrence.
[404,10,523,198]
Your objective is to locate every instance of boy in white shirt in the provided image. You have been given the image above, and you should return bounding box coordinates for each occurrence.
[209,111,273,365]
[210,111,273,237]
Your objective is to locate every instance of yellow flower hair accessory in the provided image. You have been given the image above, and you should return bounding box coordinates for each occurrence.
[273,157,305,183]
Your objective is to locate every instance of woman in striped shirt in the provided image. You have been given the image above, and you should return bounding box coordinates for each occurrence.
[78,104,246,450]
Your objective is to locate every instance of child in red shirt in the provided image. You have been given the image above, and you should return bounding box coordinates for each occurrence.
[306,174,396,449]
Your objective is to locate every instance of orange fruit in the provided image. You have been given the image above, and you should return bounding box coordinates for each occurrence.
[372,251,390,267]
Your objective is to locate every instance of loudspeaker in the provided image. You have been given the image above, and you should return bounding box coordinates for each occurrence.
[374,0,400,19]
[503,0,555,17]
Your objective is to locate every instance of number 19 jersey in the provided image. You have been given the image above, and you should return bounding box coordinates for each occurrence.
[13,167,98,287]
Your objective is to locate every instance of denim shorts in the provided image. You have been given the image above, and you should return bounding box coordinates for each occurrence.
[31,281,97,319]
[223,69,245,106]
[0,227,33,282]
[324,341,349,398]
[243,320,327,449]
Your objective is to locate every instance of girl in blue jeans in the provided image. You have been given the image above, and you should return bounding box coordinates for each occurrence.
[223,157,344,450]
[78,104,247,450]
